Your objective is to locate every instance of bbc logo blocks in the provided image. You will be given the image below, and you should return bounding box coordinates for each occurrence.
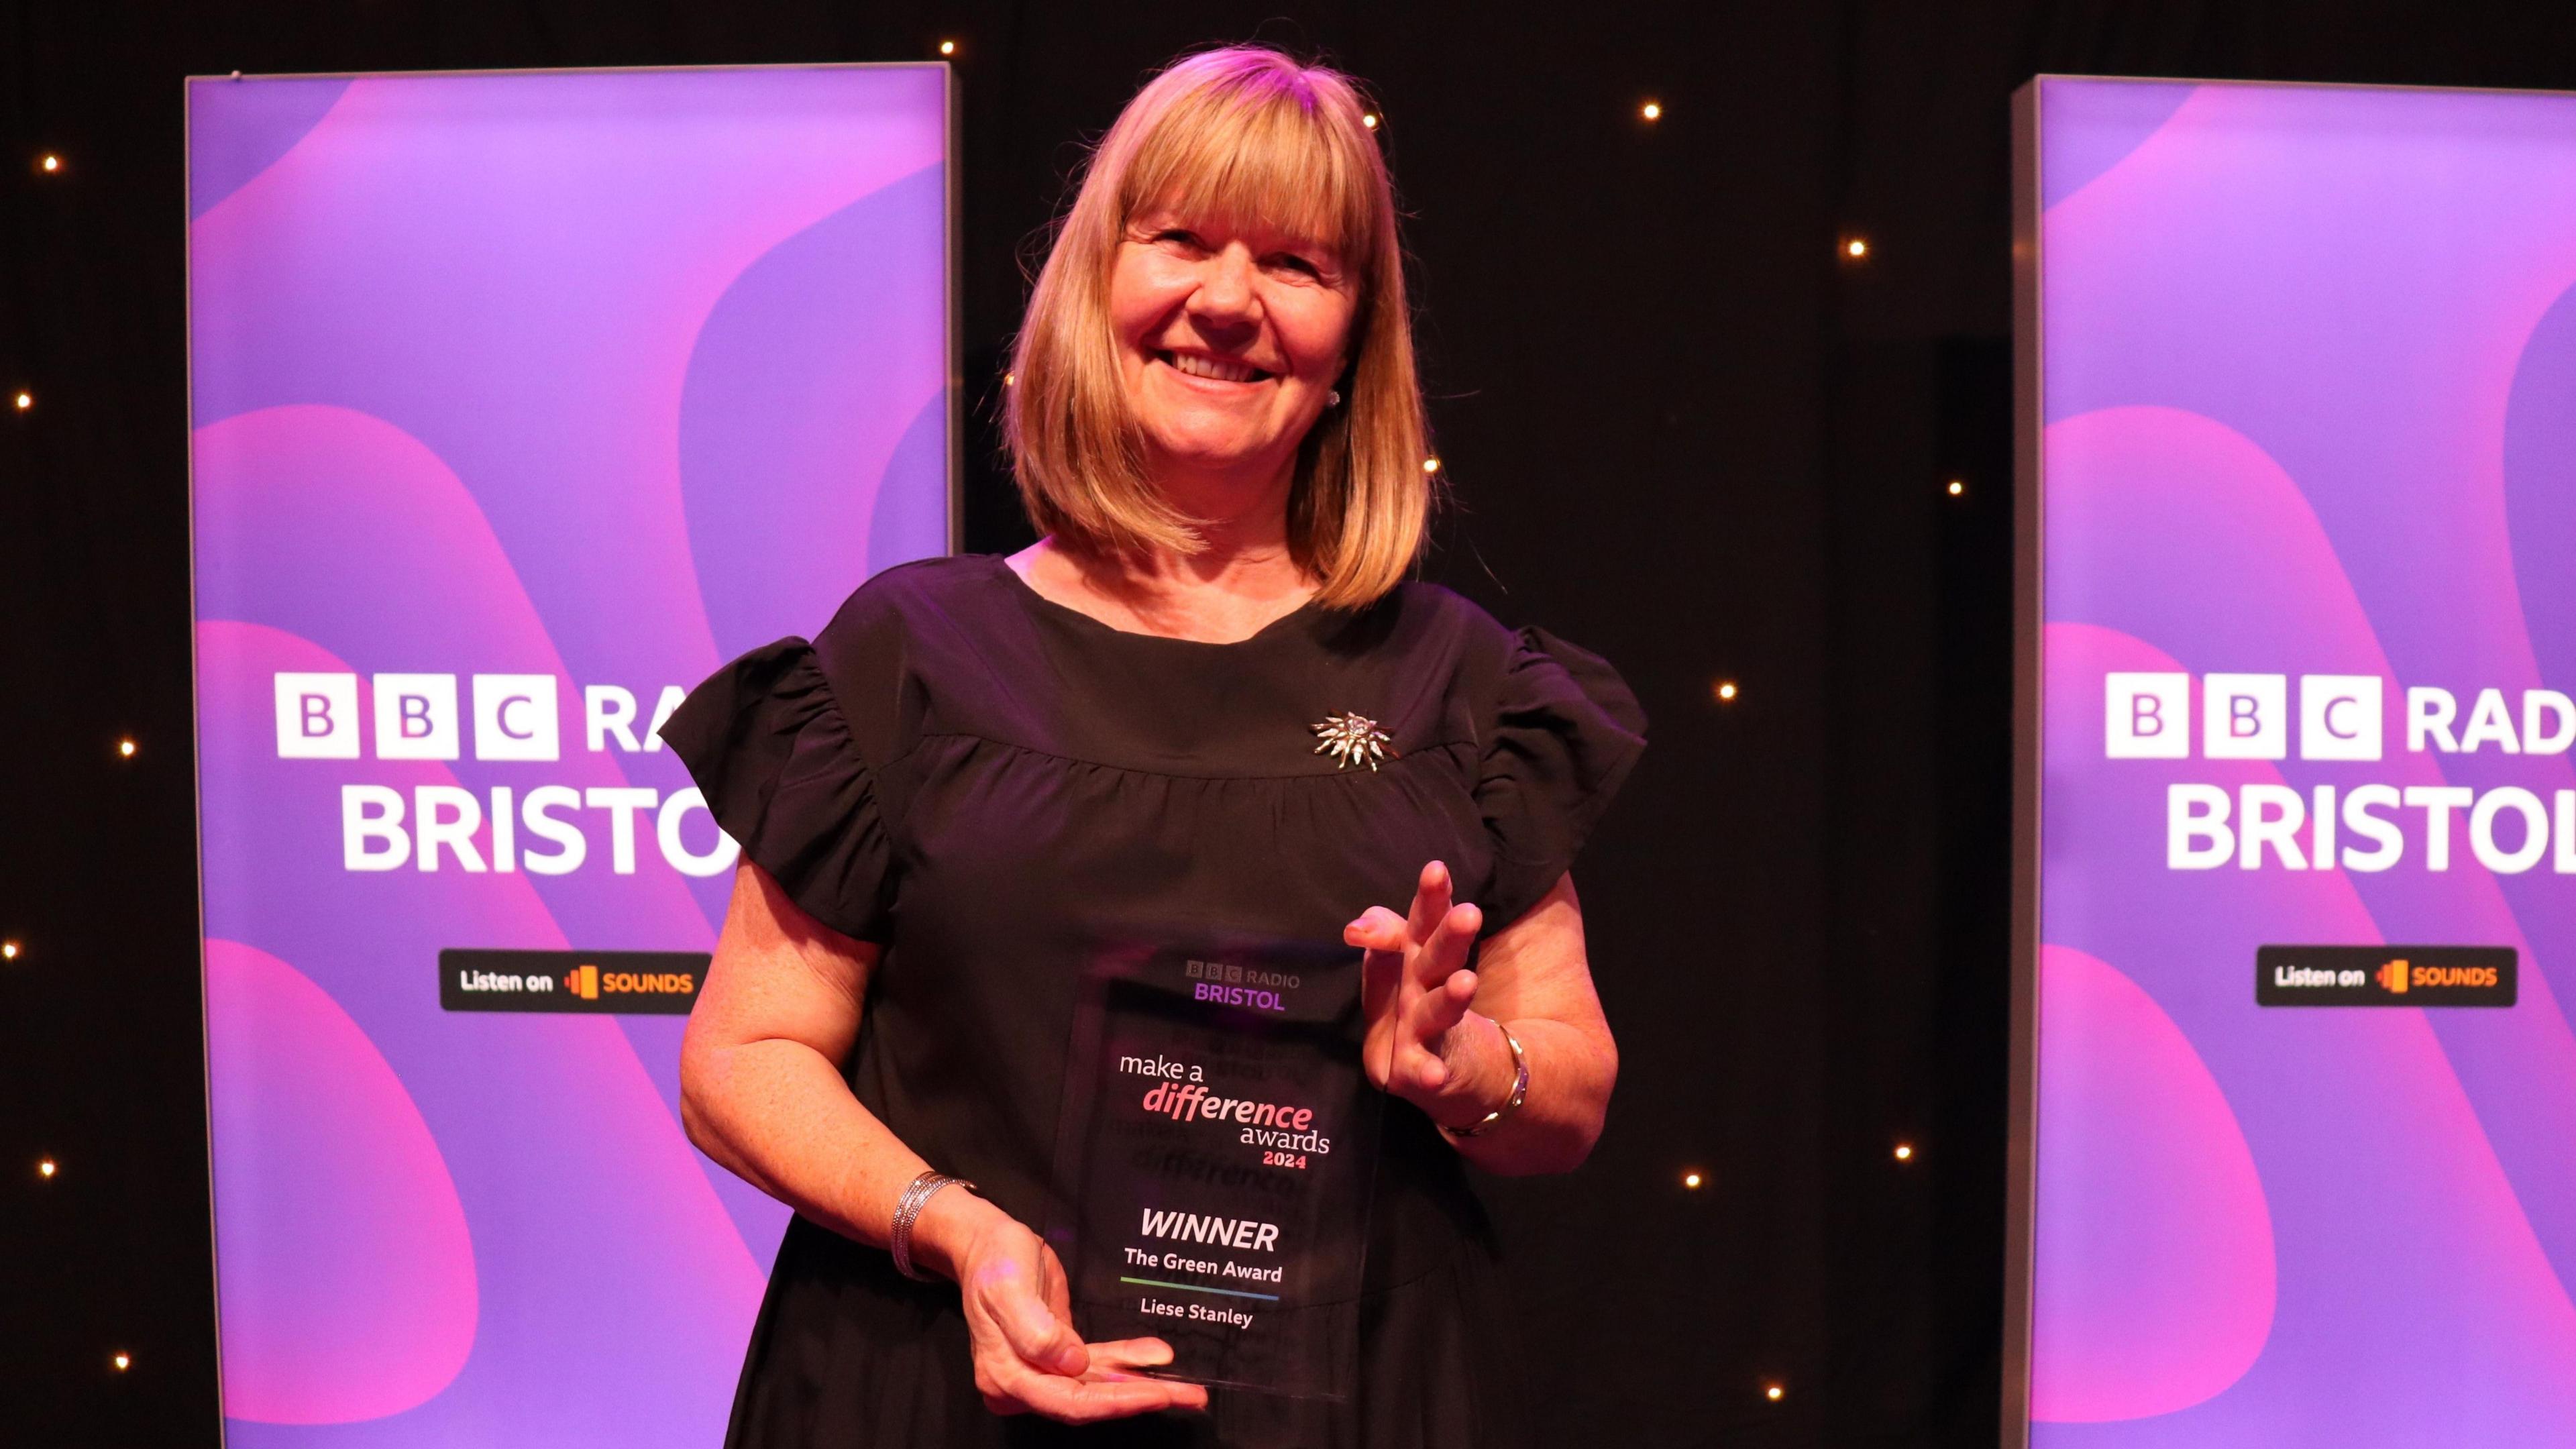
[267,670,730,878]
[2106,674,2382,761]
[273,672,363,759]
[2104,671,2576,875]
[2106,673,2576,761]
[274,673,566,761]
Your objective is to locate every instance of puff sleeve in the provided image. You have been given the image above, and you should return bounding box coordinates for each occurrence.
[1474,627,1649,933]
[659,638,897,945]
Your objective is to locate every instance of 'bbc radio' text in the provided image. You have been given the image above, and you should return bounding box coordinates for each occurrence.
[2106,673,2576,875]
[268,672,738,878]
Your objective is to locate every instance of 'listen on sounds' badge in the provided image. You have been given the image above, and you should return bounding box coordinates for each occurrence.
[439,948,706,1014]
[2254,945,2516,1008]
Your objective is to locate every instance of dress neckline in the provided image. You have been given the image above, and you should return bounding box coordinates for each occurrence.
[986,553,1329,649]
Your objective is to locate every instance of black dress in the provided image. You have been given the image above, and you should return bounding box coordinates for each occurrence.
[661,555,1645,1449]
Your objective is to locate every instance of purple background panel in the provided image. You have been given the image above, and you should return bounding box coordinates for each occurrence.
[188,68,949,1444]
[679,162,949,653]
[2037,78,2195,209]
[206,936,477,1425]
[2033,79,2576,1445]
[2030,944,2272,1424]
[189,78,353,218]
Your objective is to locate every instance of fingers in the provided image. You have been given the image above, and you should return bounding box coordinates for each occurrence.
[1342,905,1410,953]
[962,1224,1206,1424]
[985,1268,1087,1379]
[1352,909,1406,1038]
[1347,867,1481,962]
[1354,865,1483,1101]
[1084,1337,1177,1371]
[1155,1381,1213,1413]
[1391,969,1483,1096]
[1396,1042,1446,1094]
[1415,900,1481,987]
[1413,969,1478,1042]
[1078,1340,1208,1411]
[978,1338,1208,1423]
[994,1369,1207,1423]
[1405,860,1454,942]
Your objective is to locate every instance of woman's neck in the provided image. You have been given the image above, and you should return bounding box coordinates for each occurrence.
[1008,461,1319,643]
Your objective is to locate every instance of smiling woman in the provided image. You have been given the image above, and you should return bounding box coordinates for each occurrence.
[1006,47,1430,611]
[663,42,1645,1449]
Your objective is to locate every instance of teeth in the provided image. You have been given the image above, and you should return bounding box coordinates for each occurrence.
[1169,353,1260,383]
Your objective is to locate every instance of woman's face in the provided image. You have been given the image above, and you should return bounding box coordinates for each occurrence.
[1108,205,1357,490]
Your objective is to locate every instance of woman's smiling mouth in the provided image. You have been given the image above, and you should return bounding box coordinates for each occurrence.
[1159,349,1272,384]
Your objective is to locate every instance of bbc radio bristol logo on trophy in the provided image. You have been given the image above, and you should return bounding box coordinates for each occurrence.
[272,671,740,879]
[2104,672,2576,876]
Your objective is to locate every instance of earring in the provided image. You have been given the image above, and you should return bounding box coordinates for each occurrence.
[1328,389,1343,407]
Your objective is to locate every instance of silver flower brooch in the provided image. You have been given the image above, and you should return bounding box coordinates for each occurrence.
[1311,712,1397,771]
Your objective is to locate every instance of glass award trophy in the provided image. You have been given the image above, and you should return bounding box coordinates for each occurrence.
[1049,934,1383,1400]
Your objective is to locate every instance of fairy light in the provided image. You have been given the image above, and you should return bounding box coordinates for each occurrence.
[1361,113,1379,130]
[1421,456,1441,475]
[1682,1171,1703,1189]
[118,737,137,758]
[3,940,18,960]
[1714,680,1738,703]
[1946,479,1964,497]
[1844,237,1870,260]
[1894,1142,1915,1162]
[1641,101,1662,121]
[1765,1383,1785,1402]
[39,1158,56,1178]
[13,391,30,411]
[39,153,62,174]
[938,39,956,56]
[113,1352,130,1371]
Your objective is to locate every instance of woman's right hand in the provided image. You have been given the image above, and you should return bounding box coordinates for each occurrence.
[944,1199,1211,1422]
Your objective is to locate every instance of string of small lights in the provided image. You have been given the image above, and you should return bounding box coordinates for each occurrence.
[1692,250,1953,1392]
[17,136,150,1384]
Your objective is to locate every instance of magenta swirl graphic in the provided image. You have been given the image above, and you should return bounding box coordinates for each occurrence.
[188,68,949,1445]
[2032,80,2576,1444]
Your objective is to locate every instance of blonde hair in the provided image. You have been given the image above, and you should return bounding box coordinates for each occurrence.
[1004,46,1433,609]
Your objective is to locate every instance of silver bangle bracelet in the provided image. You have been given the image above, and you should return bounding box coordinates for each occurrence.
[1440,1017,1529,1140]
[889,1169,974,1282]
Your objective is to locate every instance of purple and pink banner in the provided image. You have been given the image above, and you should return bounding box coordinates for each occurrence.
[2023,78,2576,1444]
[187,66,949,1444]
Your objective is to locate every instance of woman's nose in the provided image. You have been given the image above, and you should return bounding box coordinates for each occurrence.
[1187,246,1262,333]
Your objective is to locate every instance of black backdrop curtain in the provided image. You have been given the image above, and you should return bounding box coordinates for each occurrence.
[6,2,2574,1444]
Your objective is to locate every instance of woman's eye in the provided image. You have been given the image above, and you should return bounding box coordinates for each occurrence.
[1270,255,1322,278]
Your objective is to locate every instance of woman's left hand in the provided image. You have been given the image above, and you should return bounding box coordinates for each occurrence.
[1346,861,1508,1130]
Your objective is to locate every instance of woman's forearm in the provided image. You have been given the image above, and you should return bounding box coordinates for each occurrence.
[1436,1012,1617,1176]
[680,1035,1008,1278]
